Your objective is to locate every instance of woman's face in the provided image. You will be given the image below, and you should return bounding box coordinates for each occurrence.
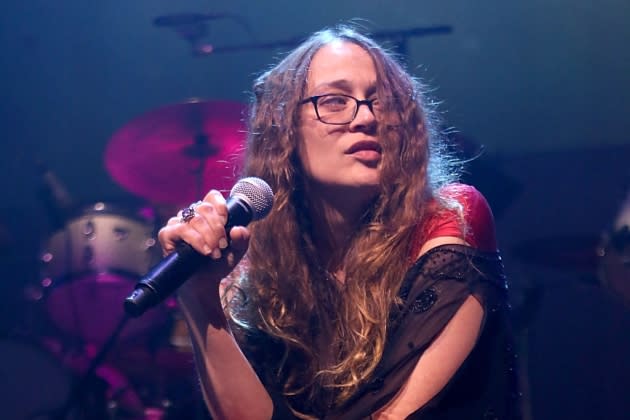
[298,40,382,199]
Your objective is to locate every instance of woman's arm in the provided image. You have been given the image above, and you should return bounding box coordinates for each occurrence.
[177,276,273,420]
[373,184,497,418]
[373,294,483,418]
[158,190,273,420]
[373,236,484,419]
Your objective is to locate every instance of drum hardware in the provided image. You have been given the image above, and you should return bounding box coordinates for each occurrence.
[90,316,199,419]
[50,314,131,420]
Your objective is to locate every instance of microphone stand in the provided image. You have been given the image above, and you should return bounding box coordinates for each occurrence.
[50,314,132,420]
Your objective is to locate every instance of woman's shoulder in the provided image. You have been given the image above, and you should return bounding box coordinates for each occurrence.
[437,183,487,207]
[433,183,497,252]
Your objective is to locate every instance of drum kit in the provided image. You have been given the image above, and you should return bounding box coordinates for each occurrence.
[2,99,247,419]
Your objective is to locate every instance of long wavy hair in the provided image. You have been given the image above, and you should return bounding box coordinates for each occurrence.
[226,26,458,417]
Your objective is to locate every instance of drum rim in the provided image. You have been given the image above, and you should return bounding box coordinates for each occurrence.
[51,201,156,232]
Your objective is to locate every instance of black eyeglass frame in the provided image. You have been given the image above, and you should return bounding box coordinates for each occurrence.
[299,94,379,125]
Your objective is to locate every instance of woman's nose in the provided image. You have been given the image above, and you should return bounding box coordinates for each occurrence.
[349,101,377,131]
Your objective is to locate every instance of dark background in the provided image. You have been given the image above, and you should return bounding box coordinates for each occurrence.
[1,1,629,419]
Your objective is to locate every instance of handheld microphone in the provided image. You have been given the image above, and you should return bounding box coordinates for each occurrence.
[124,177,273,317]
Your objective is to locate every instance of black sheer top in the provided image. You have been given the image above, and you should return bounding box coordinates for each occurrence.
[246,245,521,419]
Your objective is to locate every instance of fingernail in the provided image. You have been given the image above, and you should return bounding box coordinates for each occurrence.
[218,238,228,249]
[211,248,222,260]
[203,245,212,255]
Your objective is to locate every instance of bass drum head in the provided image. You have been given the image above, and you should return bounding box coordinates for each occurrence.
[0,339,71,420]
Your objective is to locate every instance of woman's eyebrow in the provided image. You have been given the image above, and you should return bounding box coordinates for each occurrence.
[311,79,354,93]
[311,80,379,96]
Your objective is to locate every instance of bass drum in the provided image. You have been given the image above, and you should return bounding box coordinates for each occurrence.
[0,338,72,420]
[40,202,166,344]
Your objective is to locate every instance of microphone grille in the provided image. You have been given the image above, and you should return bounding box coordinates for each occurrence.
[230,177,274,221]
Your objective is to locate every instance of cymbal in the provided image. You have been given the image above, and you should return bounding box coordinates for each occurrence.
[512,234,601,271]
[105,99,246,205]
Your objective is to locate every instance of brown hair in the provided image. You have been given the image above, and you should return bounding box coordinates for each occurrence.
[227,25,458,417]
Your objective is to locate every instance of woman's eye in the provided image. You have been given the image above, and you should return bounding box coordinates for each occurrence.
[319,96,349,108]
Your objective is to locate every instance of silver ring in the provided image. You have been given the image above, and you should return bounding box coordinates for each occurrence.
[180,201,203,223]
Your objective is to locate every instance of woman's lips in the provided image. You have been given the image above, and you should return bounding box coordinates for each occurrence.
[346,140,382,162]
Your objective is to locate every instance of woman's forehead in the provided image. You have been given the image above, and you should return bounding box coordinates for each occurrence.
[306,41,376,91]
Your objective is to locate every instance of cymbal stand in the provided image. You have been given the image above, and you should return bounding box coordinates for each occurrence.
[184,133,218,198]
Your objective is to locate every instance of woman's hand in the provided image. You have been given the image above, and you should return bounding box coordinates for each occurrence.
[157,189,251,287]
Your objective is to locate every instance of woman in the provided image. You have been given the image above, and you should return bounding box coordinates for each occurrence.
[159,26,520,419]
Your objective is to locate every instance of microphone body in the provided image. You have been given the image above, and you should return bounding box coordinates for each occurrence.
[124,178,273,317]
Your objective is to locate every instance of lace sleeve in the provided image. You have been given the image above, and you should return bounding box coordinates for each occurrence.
[332,245,521,419]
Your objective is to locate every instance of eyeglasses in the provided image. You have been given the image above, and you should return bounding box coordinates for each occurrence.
[299,94,381,125]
